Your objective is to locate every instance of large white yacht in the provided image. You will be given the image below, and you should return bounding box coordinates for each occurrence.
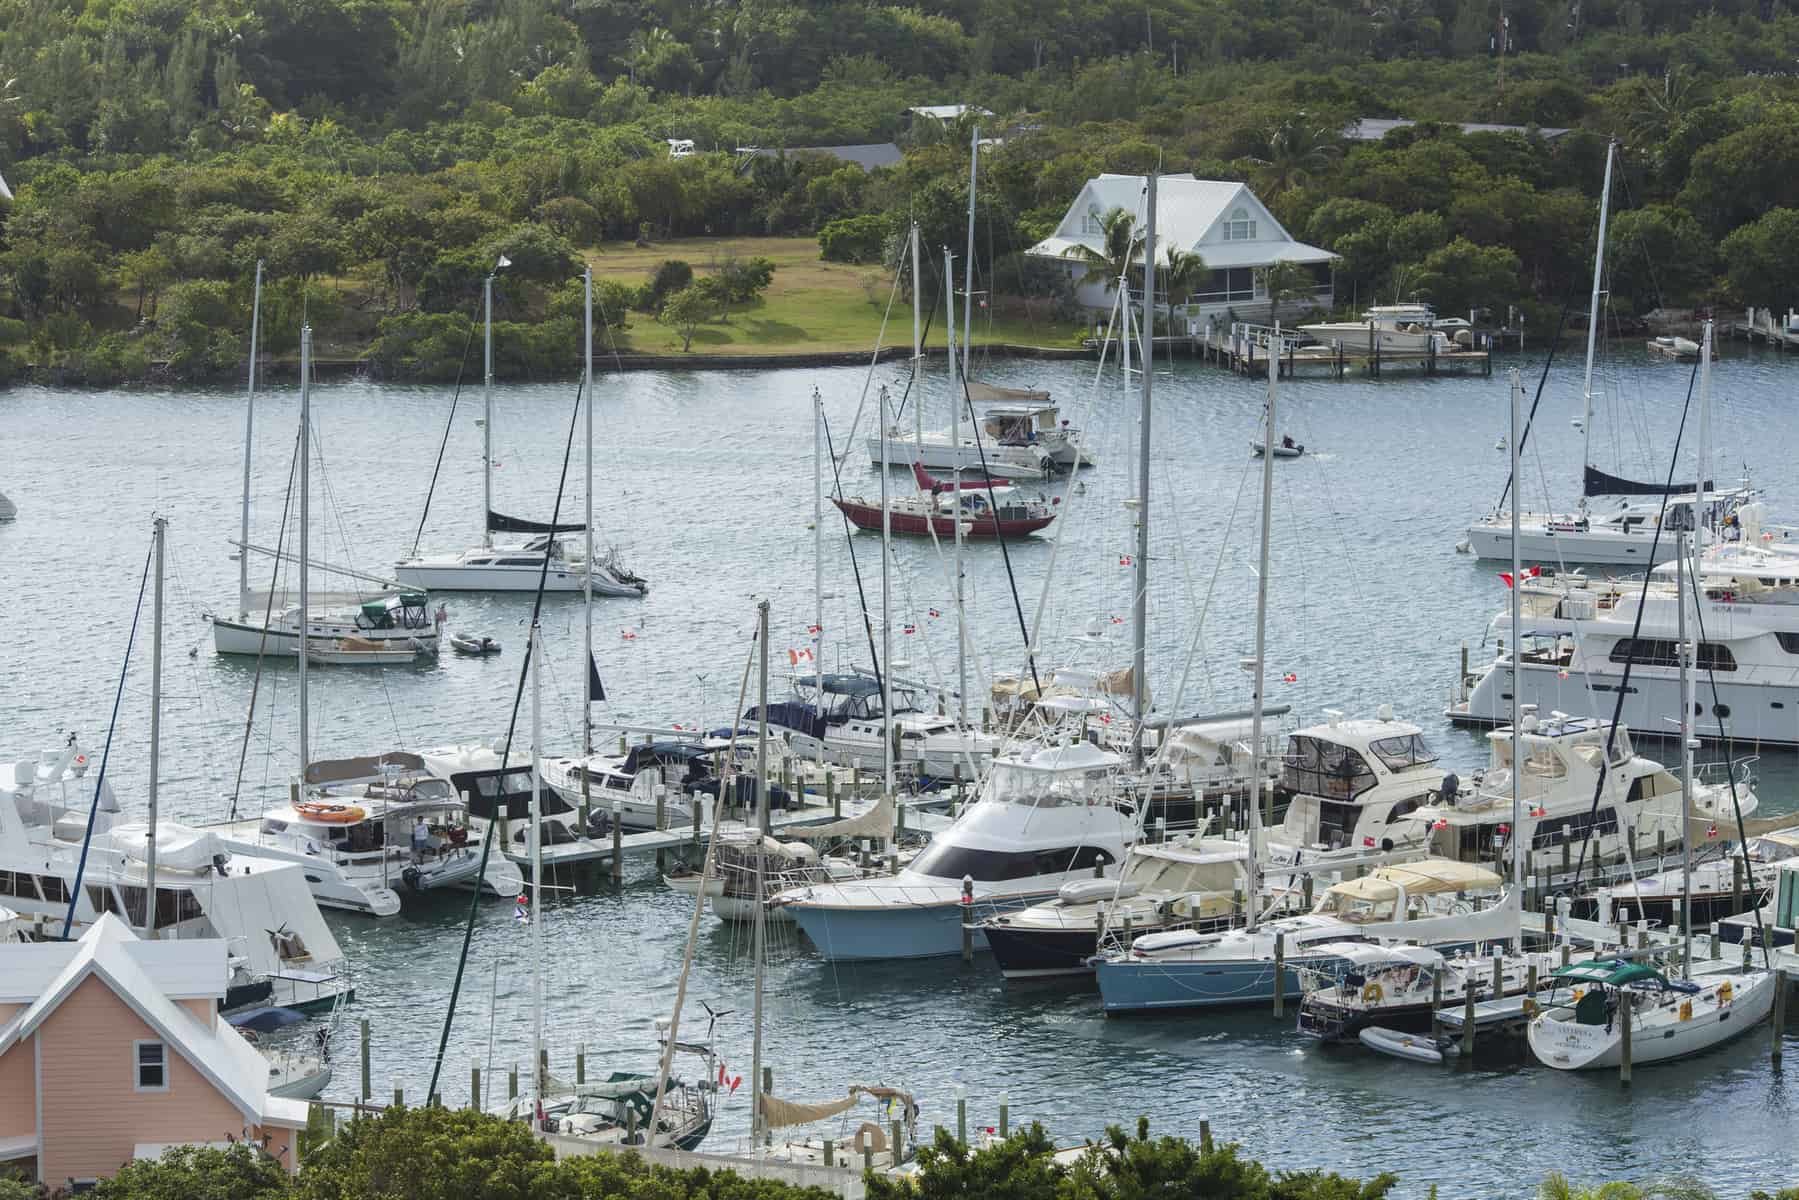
[0,742,352,1013]
[771,740,1138,960]
[1266,708,1449,861]
[205,754,523,917]
[1397,715,1756,887]
[212,589,442,658]
[1462,488,1758,566]
[746,673,997,780]
[1448,537,1799,746]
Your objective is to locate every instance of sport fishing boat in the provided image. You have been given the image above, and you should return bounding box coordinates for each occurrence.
[1295,942,1559,1043]
[1297,303,1457,354]
[1091,860,1512,1014]
[0,741,353,1013]
[831,483,1057,540]
[979,835,1253,980]
[745,673,997,779]
[771,740,1138,960]
[1447,534,1799,745]
[204,754,523,917]
[1397,715,1755,890]
[1527,958,1776,1070]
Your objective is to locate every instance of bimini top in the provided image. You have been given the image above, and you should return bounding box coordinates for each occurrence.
[810,674,883,697]
[1307,942,1446,971]
[1328,859,1501,902]
[1550,958,1681,989]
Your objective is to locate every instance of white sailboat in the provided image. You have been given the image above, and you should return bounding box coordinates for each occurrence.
[213,263,441,661]
[394,261,647,595]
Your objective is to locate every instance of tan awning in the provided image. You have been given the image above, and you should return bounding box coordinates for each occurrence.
[784,794,893,842]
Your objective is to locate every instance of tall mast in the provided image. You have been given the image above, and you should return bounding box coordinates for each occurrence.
[530,618,545,1098]
[1131,174,1155,769]
[1246,327,1276,932]
[962,125,977,385]
[297,325,311,775]
[239,261,263,618]
[582,268,595,818]
[812,387,825,764]
[145,514,166,938]
[1677,521,1694,980]
[751,600,770,1149]
[1579,140,1616,483]
[1695,320,1712,595]
[945,245,967,724]
[1508,366,1524,951]
[482,272,495,548]
[1683,320,1714,978]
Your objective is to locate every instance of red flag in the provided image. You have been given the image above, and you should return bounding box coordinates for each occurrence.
[1707,823,1719,839]
[1282,672,1298,683]
[1119,555,1133,566]
[929,608,942,618]
[1362,836,1375,848]
[730,1075,742,1092]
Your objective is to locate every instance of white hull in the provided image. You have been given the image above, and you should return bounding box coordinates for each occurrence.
[212,616,438,658]
[1528,971,1775,1069]
[865,437,1055,479]
[394,561,645,595]
[1297,324,1441,353]
[1463,523,1672,565]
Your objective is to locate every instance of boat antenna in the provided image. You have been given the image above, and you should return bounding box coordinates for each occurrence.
[62,528,155,940]
[426,367,587,1104]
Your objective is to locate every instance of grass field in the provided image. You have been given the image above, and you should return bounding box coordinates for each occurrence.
[585,236,1085,356]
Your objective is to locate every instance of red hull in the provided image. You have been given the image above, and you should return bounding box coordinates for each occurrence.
[831,498,1055,539]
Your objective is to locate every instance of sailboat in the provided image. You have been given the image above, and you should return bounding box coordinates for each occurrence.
[394,261,647,596]
[206,329,521,915]
[213,263,441,661]
[1463,143,1753,565]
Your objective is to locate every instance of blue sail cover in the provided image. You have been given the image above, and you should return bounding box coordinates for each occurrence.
[487,510,585,534]
[1584,465,1711,498]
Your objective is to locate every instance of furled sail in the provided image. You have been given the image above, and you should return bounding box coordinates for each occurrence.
[486,510,586,534]
[758,1091,865,1129]
[1583,465,1711,498]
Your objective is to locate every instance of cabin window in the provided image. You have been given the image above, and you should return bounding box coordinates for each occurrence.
[1317,800,1362,847]
[911,842,1109,882]
[1190,267,1257,303]
[1779,871,1799,929]
[135,1041,168,1092]
[115,885,149,927]
[37,874,69,903]
[496,557,540,566]
[1608,638,1735,671]
[154,887,205,927]
[1368,733,1437,772]
[1531,807,1619,849]
[1283,736,1377,801]
[0,871,40,900]
[1223,208,1256,240]
[85,885,125,918]
[1777,632,1799,654]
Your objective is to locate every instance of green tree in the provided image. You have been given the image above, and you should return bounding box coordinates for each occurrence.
[1721,207,1799,314]
[119,246,174,320]
[659,283,709,350]
[1250,116,1342,197]
[1259,260,1317,313]
[293,1103,550,1200]
[1162,249,1210,307]
[1059,206,1137,296]
[93,1142,289,1200]
[1411,236,1522,319]
[1608,205,1715,312]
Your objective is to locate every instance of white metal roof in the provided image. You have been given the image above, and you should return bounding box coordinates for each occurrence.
[1027,173,1334,270]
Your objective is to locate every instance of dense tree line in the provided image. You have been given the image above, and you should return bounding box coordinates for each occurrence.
[6,0,1799,381]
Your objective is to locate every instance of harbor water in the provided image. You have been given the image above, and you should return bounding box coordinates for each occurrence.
[2,344,1794,1195]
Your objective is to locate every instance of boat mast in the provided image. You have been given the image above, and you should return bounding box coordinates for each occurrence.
[145,514,165,938]
[297,325,311,776]
[582,268,595,818]
[812,386,825,765]
[1579,140,1616,488]
[1682,319,1714,978]
[482,271,495,548]
[530,618,545,1098]
[238,261,263,618]
[945,245,967,725]
[962,125,977,385]
[751,599,770,1151]
[1508,365,1524,952]
[1246,327,1276,933]
[1131,174,1155,769]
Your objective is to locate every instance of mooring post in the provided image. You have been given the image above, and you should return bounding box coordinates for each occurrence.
[1430,967,1444,1040]
[828,770,839,818]
[823,1139,834,1168]
[891,1120,903,1168]
[1711,922,1722,961]
[360,1018,371,1102]
[393,1085,404,1108]
[1462,984,1476,1058]
[999,1091,1010,1137]
[1200,1119,1213,1152]
[1619,992,1633,1086]
[508,1064,518,1100]
[962,875,975,962]
[1773,970,1787,1067]
[610,799,624,883]
[576,1044,586,1084]
[1272,932,1286,1018]
[471,1066,480,1110]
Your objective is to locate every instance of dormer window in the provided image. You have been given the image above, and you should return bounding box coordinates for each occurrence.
[1223,208,1256,241]
[1081,204,1106,236]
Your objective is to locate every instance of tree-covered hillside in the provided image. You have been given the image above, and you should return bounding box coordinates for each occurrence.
[3,0,1799,381]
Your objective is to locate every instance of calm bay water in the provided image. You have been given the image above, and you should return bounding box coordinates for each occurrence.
[2,343,1795,1195]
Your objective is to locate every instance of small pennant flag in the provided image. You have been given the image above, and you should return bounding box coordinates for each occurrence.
[514,893,529,923]
[587,654,606,702]
[807,623,823,634]
[929,608,942,618]
[620,628,637,640]
[496,254,513,268]
[1498,565,1542,588]
[729,1075,742,1093]
[718,1063,728,1086]
[1707,823,1719,839]
[1110,615,1125,624]
[902,623,917,634]
[1119,555,1133,566]
[1431,818,1450,832]
[1530,806,1547,818]
[1497,824,1511,836]
[1282,672,1298,683]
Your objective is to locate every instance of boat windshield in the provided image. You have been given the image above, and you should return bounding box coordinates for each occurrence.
[982,762,1115,807]
[1312,889,1399,923]
[1367,733,1436,772]
[1283,736,1377,800]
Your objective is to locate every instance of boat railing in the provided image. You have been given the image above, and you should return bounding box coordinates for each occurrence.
[1694,757,1758,792]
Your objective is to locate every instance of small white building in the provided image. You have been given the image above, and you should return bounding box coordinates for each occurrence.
[1027,173,1336,324]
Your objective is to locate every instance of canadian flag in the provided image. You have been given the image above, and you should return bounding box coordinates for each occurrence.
[1282,672,1298,683]
[1498,565,1542,588]
[1707,823,1719,839]
[1119,555,1133,566]
[929,608,942,618]
[620,629,637,640]
[788,647,815,665]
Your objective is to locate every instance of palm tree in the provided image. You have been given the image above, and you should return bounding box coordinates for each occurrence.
[1250,115,1343,196]
[1627,65,1702,147]
[1060,206,1140,296]
[1257,260,1314,317]
[1161,248,1209,315]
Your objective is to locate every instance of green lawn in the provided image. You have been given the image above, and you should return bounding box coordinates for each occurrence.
[586,236,1084,356]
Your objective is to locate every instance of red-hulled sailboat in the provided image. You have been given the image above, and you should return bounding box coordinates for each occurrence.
[832,481,1057,540]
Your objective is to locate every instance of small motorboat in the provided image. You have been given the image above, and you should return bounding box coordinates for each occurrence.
[1251,440,1304,458]
[1647,335,1701,360]
[450,632,503,655]
[1358,1026,1455,1064]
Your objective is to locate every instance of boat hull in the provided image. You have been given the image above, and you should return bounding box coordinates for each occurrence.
[394,561,646,595]
[1527,973,1775,1069]
[1094,956,1306,1013]
[982,923,1103,979]
[212,616,438,658]
[831,498,1055,540]
[1463,523,1672,565]
[785,892,1043,960]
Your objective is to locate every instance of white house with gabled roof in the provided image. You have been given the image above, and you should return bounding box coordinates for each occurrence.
[1027,173,1336,321]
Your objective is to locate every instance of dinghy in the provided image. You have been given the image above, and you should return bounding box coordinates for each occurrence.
[1251,440,1304,458]
[450,632,503,655]
[1358,1026,1455,1064]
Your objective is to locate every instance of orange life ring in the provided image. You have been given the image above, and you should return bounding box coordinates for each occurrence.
[293,801,367,824]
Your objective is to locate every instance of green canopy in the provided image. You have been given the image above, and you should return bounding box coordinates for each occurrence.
[1550,958,1664,988]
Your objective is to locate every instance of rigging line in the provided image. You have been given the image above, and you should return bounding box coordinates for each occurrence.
[1567,355,1702,895]
[426,371,586,1103]
[63,527,156,941]
[838,257,907,463]
[229,423,302,821]
[889,255,944,428]
[1493,280,1580,514]
[410,312,481,558]
[958,365,1041,697]
[1686,568,1773,967]
[819,406,887,687]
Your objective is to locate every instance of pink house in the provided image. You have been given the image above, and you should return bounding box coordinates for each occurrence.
[0,913,309,1188]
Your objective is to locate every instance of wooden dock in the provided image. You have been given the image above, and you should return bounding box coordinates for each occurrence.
[1089,322,1494,379]
[1729,306,1799,350]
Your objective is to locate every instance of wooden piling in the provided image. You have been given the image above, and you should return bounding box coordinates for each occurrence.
[393,1086,404,1108]
[961,876,975,962]
[1461,983,1476,1058]
[611,801,623,883]
[691,789,702,847]
[1711,922,1721,961]
[1430,967,1444,1040]
[1619,992,1633,1086]
[957,1095,967,1146]
[471,1066,480,1109]
[828,770,839,818]
[891,1120,903,1168]
[863,1142,873,1173]
[509,1064,518,1100]
[360,1018,371,1102]
[1272,933,1286,1018]
[999,1094,1009,1137]
[577,1045,586,1084]
[1773,970,1786,1066]
[1733,858,1744,914]
[1200,1119,1213,1152]
[823,1139,834,1167]
[538,1048,548,1090]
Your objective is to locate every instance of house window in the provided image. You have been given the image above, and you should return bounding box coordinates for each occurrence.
[1223,208,1256,241]
[1081,205,1106,235]
[135,1041,168,1092]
